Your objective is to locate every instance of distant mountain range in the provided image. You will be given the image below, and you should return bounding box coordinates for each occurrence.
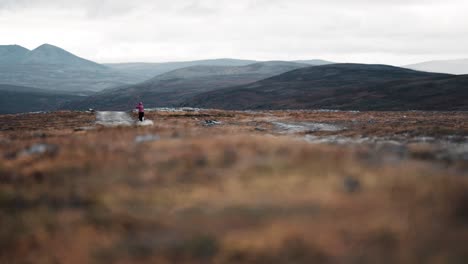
[1,43,467,113]
[404,59,468,75]
[104,59,257,80]
[64,61,311,110]
[0,44,334,94]
[0,44,104,68]
[182,64,468,111]
[105,59,333,80]
[0,44,147,93]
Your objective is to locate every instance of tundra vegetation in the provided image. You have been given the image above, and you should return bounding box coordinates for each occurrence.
[0,109,467,264]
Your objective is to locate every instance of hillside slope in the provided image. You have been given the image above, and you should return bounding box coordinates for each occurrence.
[64,61,310,110]
[293,59,334,65]
[405,59,468,75]
[183,63,467,111]
[105,59,334,79]
[104,59,257,79]
[0,45,29,64]
[0,84,81,114]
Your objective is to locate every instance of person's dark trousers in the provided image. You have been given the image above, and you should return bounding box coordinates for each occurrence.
[139,112,144,121]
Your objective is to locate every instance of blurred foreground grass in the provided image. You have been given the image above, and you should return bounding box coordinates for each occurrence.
[0,110,467,264]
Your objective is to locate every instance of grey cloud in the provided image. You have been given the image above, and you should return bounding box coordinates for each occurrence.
[0,0,467,65]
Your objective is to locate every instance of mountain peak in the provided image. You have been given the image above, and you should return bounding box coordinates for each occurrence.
[31,43,73,56]
[0,45,30,64]
[37,43,54,47]
[20,43,105,69]
[0,44,29,50]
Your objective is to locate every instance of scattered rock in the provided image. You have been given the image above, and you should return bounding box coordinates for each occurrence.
[20,143,58,157]
[135,134,160,143]
[3,152,17,160]
[137,120,154,126]
[33,171,44,183]
[171,131,182,138]
[255,127,266,132]
[74,126,95,132]
[182,107,198,112]
[343,177,361,193]
[0,138,10,145]
[203,120,221,126]
[411,136,435,143]
[33,132,47,138]
[148,107,201,112]
[273,121,342,133]
[375,143,408,163]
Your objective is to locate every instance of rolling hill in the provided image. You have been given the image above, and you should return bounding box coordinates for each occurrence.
[64,61,310,110]
[105,59,334,80]
[0,84,82,114]
[182,63,468,111]
[405,59,468,75]
[293,59,334,65]
[104,59,258,80]
[148,61,311,80]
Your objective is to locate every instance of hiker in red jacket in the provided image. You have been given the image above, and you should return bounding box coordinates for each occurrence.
[136,102,144,121]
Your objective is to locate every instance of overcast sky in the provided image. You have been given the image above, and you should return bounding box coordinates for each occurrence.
[1,0,467,65]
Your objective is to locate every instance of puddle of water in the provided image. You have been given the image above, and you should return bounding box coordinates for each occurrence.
[273,121,342,133]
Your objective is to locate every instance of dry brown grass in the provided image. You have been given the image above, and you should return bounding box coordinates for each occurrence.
[0,110,467,264]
